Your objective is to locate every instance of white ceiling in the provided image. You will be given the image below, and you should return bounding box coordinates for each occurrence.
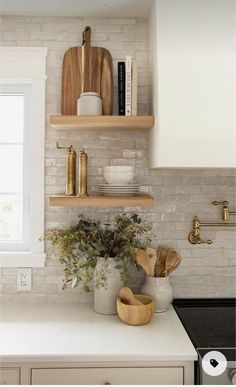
[0,0,153,17]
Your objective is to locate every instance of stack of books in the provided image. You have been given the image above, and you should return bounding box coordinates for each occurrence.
[118,56,138,116]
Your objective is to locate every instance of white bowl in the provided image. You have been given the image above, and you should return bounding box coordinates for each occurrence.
[103,170,134,185]
[103,166,134,172]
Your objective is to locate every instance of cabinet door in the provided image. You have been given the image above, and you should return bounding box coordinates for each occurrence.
[31,367,183,385]
[149,0,236,168]
[0,368,20,385]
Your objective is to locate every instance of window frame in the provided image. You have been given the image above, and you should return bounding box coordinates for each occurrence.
[0,47,47,267]
[0,83,30,252]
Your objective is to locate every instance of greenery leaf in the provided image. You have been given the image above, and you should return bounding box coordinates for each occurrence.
[41,213,153,291]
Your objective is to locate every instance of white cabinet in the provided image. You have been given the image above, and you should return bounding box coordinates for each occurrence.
[149,0,236,168]
[31,367,183,385]
[0,368,20,385]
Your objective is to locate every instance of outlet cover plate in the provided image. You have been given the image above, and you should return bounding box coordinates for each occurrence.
[17,268,32,291]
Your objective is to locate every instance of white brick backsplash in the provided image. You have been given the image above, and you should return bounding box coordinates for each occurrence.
[110,18,136,24]
[0,15,235,303]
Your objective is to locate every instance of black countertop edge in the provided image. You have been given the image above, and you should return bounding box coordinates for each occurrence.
[173,298,236,307]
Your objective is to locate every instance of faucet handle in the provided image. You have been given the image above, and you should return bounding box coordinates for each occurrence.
[212,201,230,221]
[212,200,229,206]
[199,239,213,245]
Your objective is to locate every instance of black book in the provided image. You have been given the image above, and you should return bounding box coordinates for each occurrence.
[118,61,126,115]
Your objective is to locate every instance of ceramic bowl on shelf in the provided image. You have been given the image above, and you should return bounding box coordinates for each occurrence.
[103,166,135,185]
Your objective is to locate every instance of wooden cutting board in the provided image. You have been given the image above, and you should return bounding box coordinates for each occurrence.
[61,26,113,115]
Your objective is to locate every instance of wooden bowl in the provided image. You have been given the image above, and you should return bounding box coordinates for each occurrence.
[117,294,155,326]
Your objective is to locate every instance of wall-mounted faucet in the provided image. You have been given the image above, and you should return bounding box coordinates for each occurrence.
[212,200,236,222]
[188,200,236,245]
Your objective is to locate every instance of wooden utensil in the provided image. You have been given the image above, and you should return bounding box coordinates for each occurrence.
[61,26,113,115]
[117,294,155,325]
[163,250,181,276]
[146,247,157,277]
[155,247,168,277]
[119,287,143,306]
[134,249,153,277]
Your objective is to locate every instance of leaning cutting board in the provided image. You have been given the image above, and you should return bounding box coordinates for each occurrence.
[61,26,113,115]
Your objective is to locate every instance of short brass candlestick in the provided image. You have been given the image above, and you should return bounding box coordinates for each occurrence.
[77,148,88,197]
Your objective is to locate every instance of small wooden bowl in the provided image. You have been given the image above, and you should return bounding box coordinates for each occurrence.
[117,294,155,326]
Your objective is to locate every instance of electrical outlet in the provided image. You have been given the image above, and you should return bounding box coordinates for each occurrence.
[17,268,32,291]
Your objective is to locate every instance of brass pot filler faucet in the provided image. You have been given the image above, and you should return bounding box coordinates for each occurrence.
[188,201,236,244]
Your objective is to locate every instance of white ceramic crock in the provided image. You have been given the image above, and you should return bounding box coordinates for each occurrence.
[77,92,102,115]
[94,257,123,315]
[141,276,173,313]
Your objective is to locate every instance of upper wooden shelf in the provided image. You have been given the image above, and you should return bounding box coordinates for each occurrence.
[49,115,154,131]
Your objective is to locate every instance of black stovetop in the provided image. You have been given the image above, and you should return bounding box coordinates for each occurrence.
[173,299,236,350]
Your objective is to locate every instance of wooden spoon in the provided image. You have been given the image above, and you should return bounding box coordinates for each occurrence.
[159,247,169,266]
[163,250,181,276]
[146,247,157,277]
[119,287,143,306]
[155,247,168,277]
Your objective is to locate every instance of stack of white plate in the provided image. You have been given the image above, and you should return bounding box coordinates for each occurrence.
[99,166,139,196]
[98,184,140,197]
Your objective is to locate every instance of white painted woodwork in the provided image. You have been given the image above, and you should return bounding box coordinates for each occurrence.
[149,0,236,168]
[0,47,47,267]
[31,367,183,385]
[0,368,20,385]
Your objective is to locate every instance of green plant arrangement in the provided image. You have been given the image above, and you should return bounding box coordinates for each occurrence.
[42,213,152,292]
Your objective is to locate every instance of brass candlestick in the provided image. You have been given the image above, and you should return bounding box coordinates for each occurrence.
[77,148,88,197]
[56,142,76,196]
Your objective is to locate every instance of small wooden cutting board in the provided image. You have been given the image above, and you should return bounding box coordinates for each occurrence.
[61,26,113,115]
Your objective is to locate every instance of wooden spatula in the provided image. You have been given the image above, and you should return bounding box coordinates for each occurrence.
[146,247,157,277]
[134,249,152,276]
[134,249,156,277]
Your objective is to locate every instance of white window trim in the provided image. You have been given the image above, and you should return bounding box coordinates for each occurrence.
[0,83,30,252]
[0,47,47,267]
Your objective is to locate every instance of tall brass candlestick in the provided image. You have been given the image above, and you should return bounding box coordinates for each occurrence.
[56,142,76,196]
[77,148,88,197]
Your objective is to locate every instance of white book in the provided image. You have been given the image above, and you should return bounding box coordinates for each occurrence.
[125,55,132,116]
[131,60,138,116]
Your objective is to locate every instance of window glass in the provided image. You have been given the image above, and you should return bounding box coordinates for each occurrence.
[0,94,24,143]
[0,145,23,193]
[0,89,28,249]
[0,194,23,242]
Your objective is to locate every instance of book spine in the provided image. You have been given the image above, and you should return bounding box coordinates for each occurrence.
[131,60,138,116]
[117,61,126,115]
[125,56,132,116]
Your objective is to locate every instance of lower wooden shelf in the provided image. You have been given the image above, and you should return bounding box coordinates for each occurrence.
[49,195,154,208]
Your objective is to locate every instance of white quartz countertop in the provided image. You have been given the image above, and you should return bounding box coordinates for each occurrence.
[0,303,197,362]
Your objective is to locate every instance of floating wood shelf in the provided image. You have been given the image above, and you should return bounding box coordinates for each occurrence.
[49,195,154,208]
[49,115,154,131]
